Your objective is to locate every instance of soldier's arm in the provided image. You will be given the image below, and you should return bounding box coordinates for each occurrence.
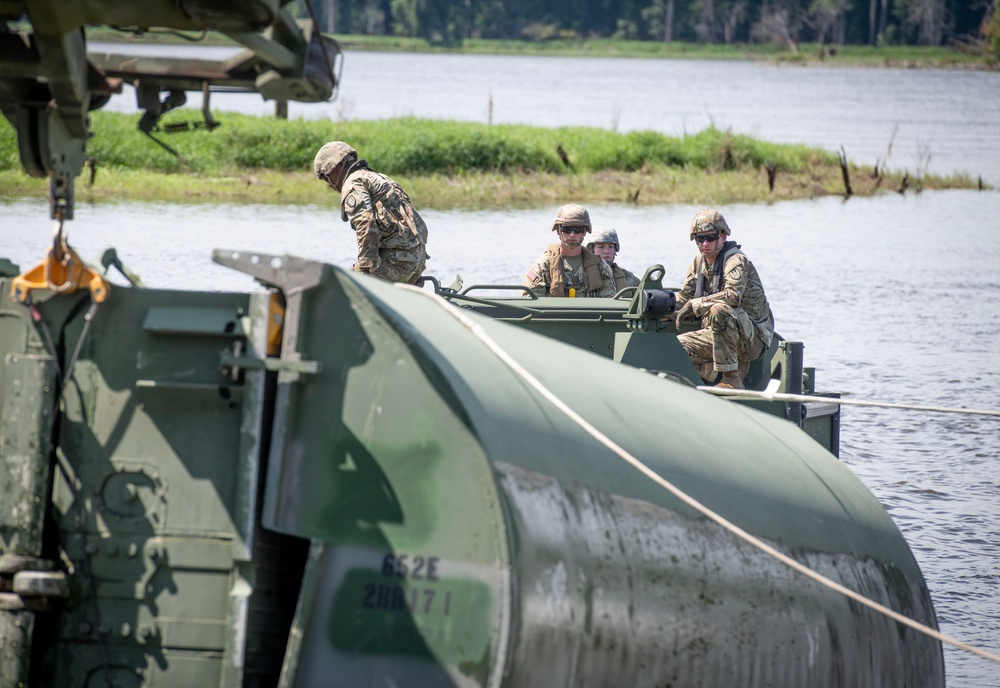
[595,260,617,297]
[675,262,697,308]
[344,186,380,270]
[700,254,748,309]
[694,254,747,316]
[522,256,549,297]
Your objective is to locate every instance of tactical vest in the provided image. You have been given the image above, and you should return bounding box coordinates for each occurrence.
[611,264,637,290]
[547,244,603,297]
[340,162,422,242]
[693,244,774,344]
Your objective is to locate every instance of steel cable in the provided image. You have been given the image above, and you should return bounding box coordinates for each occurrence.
[403,283,1000,666]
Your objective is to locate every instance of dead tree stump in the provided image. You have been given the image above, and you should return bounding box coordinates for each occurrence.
[838,146,852,197]
[765,162,777,191]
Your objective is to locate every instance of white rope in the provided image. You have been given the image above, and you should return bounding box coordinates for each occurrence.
[697,385,1000,418]
[399,283,1000,666]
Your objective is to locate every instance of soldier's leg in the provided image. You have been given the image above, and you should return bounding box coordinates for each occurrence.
[737,332,765,374]
[375,249,423,284]
[706,303,740,373]
[677,328,716,381]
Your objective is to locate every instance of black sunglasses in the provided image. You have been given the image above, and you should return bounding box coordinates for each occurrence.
[694,232,720,244]
[560,226,588,235]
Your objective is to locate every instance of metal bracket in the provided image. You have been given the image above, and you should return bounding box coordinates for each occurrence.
[219,352,320,375]
[10,220,109,303]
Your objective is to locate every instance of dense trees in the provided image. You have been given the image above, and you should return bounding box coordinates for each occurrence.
[306,0,998,51]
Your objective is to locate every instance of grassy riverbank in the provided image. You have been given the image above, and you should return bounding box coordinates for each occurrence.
[82,27,998,69]
[0,112,984,208]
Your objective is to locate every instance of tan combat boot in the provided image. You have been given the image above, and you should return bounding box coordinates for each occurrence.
[716,371,744,390]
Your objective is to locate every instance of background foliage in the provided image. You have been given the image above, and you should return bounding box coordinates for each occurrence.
[305,0,1000,55]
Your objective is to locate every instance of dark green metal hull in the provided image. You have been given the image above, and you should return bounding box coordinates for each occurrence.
[0,254,943,687]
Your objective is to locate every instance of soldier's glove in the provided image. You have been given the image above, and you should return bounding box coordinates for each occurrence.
[674,301,696,329]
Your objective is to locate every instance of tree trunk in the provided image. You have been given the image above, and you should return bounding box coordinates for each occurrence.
[325,0,336,34]
[877,0,889,41]
[665,0,675,42]
[869,0,877,44]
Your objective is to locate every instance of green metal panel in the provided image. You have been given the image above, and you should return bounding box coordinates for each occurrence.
[0,283,296,688]
[613,329,702,383]
[0,353,57,556]
[260,263,512,687]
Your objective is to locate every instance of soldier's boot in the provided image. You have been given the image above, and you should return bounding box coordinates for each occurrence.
[715,371,744,390]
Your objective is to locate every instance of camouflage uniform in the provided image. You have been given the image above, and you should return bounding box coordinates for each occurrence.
[340,162,428,284]
[523,244,616,297]
[610,263,640,291]
[675,246,773,380]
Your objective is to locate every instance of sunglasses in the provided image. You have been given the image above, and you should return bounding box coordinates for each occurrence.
[560,226,588,235]
[694,232,720,244]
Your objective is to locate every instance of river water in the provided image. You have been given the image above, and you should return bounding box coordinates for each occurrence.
[5,49,1000,686]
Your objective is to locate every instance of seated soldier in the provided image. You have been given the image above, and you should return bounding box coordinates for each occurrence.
[522,204,616,297]
[674,209,774,389]
[586,226,640,293]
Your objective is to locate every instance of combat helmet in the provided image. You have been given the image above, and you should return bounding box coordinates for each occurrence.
[313,141,357,179]
[689,209,730,239]
[587,226,620,252]
[551,203,591,233]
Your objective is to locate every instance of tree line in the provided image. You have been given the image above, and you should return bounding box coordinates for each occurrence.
[305,0,1000,52]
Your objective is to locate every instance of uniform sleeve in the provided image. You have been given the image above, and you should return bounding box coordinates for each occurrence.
[624,269,641,288]
[343,182,380,271]
[522,254,549,296]
[675,261,698,308]
[594,259,617,297]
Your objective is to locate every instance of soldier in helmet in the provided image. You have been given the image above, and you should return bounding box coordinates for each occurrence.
[674,209,774,390]
[586,226,641,293]
[522,204,616,298]
[313,141,428,284]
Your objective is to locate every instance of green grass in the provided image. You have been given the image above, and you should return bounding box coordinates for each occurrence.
[0,111,836,176]
[0,113,985,208]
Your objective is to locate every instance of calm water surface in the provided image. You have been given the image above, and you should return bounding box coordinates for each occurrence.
[91,46,1000,184]
[2,189,998,685]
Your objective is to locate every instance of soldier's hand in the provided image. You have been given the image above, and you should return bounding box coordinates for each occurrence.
[675,301,695,329]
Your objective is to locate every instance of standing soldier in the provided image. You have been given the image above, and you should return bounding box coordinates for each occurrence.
[674,209,774,389]
[586,226,641,293]
[522,204,616,297]
[313,141,428,284]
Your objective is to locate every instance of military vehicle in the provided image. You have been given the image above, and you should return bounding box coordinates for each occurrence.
[1,2,944,686]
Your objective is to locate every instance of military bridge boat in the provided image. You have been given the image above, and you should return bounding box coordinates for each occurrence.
[0,1,946,685]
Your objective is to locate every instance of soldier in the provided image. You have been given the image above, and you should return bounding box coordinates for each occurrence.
[674,209,774,390]
[522,204,616,298]
[586,226,641,293]
[313,141,428,284]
